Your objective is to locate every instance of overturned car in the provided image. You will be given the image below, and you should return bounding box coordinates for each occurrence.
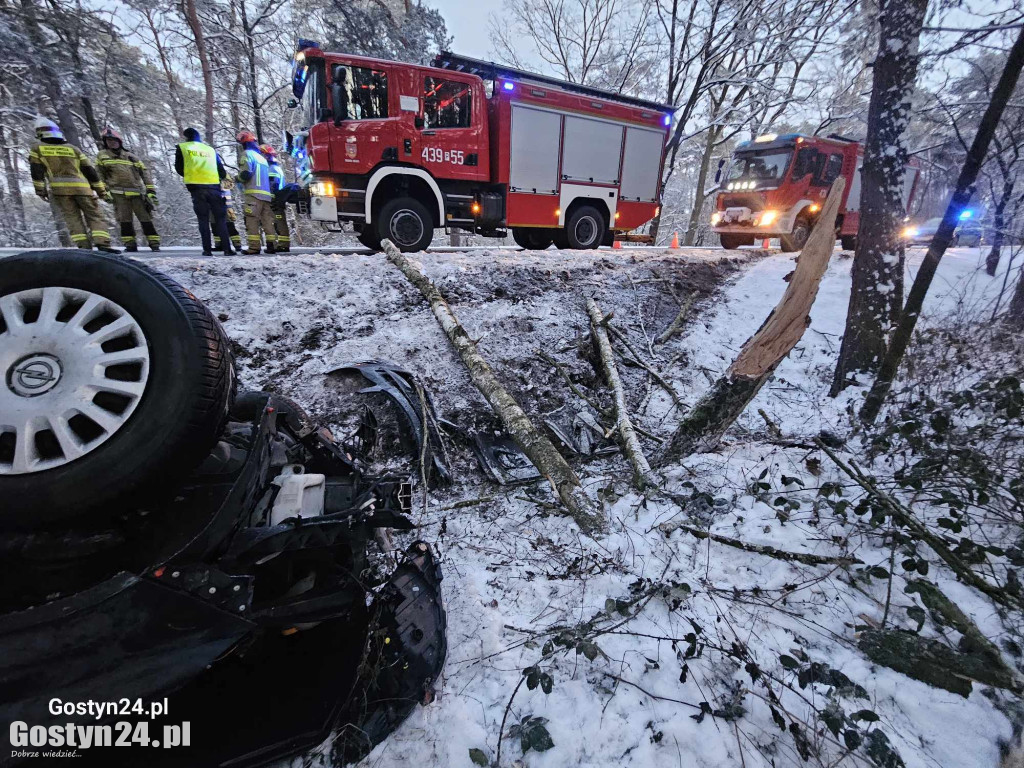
[0,251,446,766]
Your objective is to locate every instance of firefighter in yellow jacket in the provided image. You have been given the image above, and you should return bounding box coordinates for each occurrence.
[28,117,118,252]
[236,130,276,254]
[96,127,160,252]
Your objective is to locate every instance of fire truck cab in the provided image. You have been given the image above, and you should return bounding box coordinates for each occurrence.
[709,133,919,252]
[288,41,673,251]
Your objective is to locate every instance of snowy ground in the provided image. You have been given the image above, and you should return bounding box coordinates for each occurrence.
[149,245,1021,768]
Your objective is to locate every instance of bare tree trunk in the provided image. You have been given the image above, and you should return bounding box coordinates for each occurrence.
[239,0,263,142]
[1008,266,1024,330]
[986,176,1015,276]
[859,27,1024,423]
[382,240,603,532]
[19,0,82,147]
[683,126,719,246]
[830,0,927,396]
[143,8,185,135]
[0,119,26,242]
[661,178,845,463]
[182,0,216,142]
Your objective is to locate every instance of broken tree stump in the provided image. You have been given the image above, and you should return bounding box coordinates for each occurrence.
[382,239,603,532]
[660,177,845,464]
[587,298,655,489]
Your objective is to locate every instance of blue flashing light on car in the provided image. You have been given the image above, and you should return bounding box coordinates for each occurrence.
[959,209,973,220]
[502,81,515,91]
[663,115,671,126]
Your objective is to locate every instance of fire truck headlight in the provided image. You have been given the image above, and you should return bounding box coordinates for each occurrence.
[310,180,335,197]
[808,203,820,214]
[902,226,918,239]
[710,212,722,226]
[758,210,778,226]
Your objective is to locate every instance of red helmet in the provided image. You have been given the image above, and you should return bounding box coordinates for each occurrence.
[236,130,257,144]
[259,143,277,158]
[100,126,123,148]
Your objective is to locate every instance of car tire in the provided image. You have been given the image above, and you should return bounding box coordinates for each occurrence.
[840,235,857,251]
[512,228,554,250]
[0,250,235,529]
[780,218,811,252]
[377,197,434,253]
[719,233,755,249]
[565,205,606,250]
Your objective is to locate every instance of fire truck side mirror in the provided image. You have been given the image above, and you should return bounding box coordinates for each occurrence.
[714,157,725,184]
[414,116,425,130]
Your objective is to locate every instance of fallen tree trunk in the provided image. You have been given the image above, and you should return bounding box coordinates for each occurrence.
[383,240,603,532]
[587,298,655,489]
[660,177,845,464]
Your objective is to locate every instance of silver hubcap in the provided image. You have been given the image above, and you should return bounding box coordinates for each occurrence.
[574,216,599,247]
[0,287,150,475]
[391,209,425,248]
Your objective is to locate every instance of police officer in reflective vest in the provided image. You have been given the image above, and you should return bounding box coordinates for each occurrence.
[96,127,160,252]
[236,131,276,255]
[174,127,233,256]
[28,117,118,252]
[261,144,291,253]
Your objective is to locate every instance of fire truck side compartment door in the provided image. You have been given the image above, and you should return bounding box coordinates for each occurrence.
[509,104,561,195]
[619,126,664,202]
[561,115,623,185]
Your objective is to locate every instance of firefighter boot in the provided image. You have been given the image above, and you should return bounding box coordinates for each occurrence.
[141,221,160,251]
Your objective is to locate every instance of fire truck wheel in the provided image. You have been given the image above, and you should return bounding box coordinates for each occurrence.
[719,234,755,249]
[566,206,606,250]
[378,197,434,253]
[512,228,554,250]
[780,218,811,252]
[0,249,235,529]
[357,227,382,251]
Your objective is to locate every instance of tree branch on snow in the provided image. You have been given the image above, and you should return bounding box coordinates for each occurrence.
[658,518,862,567]
[587,298,655,490]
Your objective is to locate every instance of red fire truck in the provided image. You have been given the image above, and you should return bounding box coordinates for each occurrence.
[287,42,674,251]
[709,133,919,251]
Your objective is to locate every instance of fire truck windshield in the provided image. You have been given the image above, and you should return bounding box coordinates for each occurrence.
[726,149,793,185]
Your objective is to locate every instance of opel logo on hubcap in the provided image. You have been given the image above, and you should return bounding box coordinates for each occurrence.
[7,354,63,397]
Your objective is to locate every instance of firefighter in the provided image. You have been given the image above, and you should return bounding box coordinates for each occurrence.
[213,174,243,252]
[28,117,119,253]
[236,131,276,254]
[261,143,291,253]
[174,127,233,256]
[96,127,160,252]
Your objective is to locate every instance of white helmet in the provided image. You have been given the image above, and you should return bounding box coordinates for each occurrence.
[34,117,64,141]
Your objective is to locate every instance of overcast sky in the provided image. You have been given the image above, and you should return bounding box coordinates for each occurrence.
[426,0,499,59]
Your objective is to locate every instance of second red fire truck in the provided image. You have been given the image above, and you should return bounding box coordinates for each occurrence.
[288,42,673,251]
[709,133,920,251]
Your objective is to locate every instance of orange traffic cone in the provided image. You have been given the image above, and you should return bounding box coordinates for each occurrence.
[670,232,679,248]
[612,239,622,249]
